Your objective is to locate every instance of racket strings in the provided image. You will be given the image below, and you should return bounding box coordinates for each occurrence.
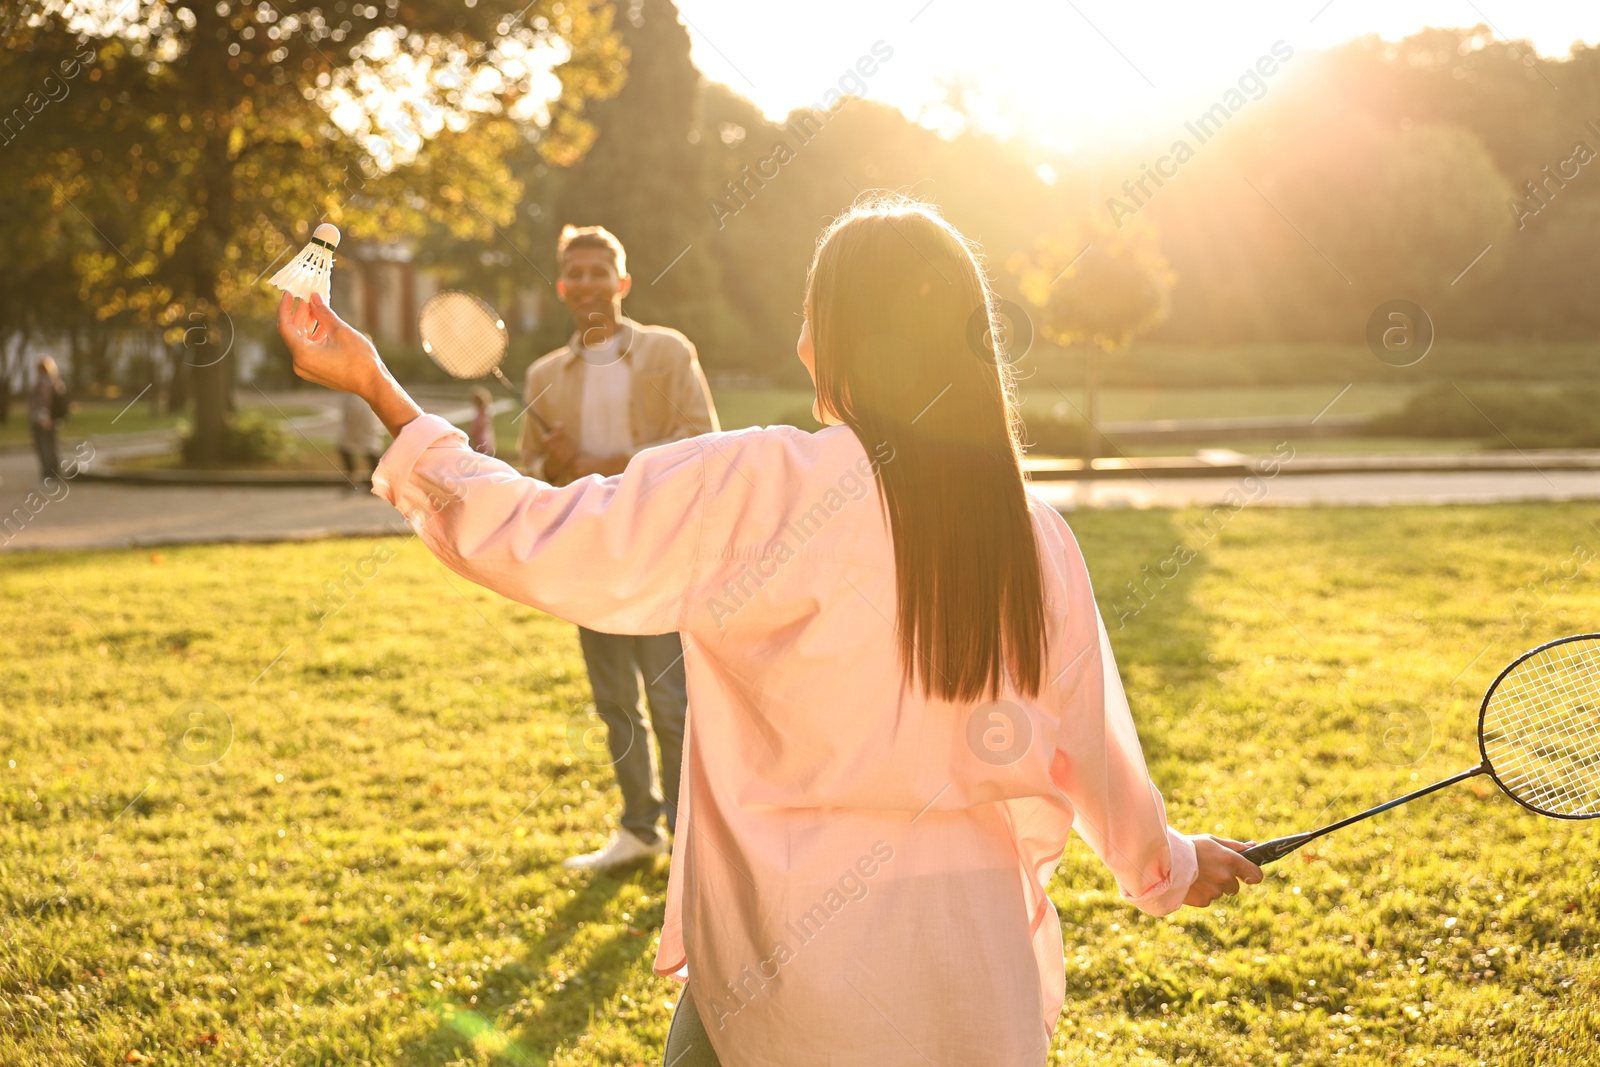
[1483,638,1600,817]
[420,293,508,380]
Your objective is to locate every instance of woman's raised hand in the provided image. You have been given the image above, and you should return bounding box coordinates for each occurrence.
[277,292,383,399]
[276,292,425,438]
[1183,835,1265,907]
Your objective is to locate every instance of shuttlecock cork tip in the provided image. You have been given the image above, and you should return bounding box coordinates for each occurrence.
[313,223,341,246]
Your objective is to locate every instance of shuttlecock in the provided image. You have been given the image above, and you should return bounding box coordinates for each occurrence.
[269,223,341,301]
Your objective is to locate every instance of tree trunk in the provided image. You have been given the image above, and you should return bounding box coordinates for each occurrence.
[89,326,113,394]
[1083,347,1101,461]
[0,331,13,425]
[190,359,226,462]
[167,348,190,414]
[187,280,230,465]
[182,15,237,466]
[8,324,34,427]
[146,334,165,418]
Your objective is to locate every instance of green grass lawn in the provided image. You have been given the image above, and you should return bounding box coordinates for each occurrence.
[3,505,1599,1065]
[1113,438,1487,458]
[708,383,1426,432]
[0,400,189,448]
[1,402,321,453]
[1015,382,1420,424]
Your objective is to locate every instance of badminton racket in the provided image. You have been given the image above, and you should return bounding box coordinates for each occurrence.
[1244,632,1600,864]
[418,290,550,432]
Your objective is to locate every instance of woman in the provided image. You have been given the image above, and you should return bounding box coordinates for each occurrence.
[27,356,67,482]
[276,195,1261,1067]
[468,386,496,456]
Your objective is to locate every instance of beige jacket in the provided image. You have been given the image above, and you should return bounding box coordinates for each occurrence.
[519,317,719,485]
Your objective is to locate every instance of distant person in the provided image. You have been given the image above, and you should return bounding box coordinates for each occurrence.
[278,194,1261,1067]
[336,389,385,484]
[27,356,68,483]
[468,386,496,456]
[518,224,718,872]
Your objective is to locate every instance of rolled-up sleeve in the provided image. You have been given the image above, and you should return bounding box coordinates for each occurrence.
[1052,609,1198,917]
[372,413,705,635]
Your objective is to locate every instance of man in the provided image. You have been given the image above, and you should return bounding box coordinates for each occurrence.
[522,225,719,872]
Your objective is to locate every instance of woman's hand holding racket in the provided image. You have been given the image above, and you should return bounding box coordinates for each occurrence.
[1184,835,1265,907]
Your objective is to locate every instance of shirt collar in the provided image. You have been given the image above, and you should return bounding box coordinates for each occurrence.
[564,317,637,365]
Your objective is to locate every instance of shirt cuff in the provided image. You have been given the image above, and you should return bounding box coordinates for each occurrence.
[1121,828,1199,917]
[371,413,467,510]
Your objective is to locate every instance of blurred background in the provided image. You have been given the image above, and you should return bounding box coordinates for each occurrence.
[5,0,1600,474]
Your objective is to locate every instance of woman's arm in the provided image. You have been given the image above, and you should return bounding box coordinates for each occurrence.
[1053,613,1262,911]
[1036,499,1263,913]
[277,293,709,633]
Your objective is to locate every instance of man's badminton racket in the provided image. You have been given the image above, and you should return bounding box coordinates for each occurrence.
[1244,633,1600,864]
[417,290,550,432]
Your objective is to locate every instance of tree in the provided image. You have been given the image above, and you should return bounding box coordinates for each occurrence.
[13,0,623,462]
[0,19,93,421]
[526,0,719,358]
[1014,215,1175,457]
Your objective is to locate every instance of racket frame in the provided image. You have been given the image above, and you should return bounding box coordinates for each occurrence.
[1240,632,1600,865]
[1475,631,1600,822]
[418,289,551,433]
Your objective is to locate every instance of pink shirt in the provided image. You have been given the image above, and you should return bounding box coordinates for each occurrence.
[373,413,1199,1067]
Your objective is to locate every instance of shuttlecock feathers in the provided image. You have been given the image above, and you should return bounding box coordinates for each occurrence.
[269,223,341,301]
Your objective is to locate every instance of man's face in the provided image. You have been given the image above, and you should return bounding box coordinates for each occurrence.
[558,247,629,325]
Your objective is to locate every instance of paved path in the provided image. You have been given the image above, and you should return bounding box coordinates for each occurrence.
[1,460,408,550]
[0,391,500,552]
[7,418,1600,551]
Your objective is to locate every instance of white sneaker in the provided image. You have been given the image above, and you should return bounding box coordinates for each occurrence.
[563,830,668,871]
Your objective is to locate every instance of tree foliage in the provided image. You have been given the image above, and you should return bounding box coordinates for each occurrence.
[6,0,623,460]
[1015,216,1175,354]
[6,13,1600,410]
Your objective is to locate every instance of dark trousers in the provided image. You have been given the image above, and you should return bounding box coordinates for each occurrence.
[576,627,687,844]
[338,449,378,480]
[31,422,60,482]
[663,985,722,1066]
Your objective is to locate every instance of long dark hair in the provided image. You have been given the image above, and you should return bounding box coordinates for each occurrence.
[806,194,1046,703]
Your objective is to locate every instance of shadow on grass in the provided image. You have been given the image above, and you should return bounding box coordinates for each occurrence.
[1071,505,1222,767]
[396,860,668,1067]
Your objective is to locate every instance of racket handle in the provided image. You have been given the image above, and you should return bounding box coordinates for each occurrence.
[1241,763,1487,867]
[1241,831,1318,865]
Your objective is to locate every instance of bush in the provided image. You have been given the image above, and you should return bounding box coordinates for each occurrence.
[1367,384,1600,448]
[180,408,297,465]
[1020,410,1094,456]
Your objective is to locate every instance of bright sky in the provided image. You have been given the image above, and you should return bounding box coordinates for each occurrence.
[675,0,1600,151]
